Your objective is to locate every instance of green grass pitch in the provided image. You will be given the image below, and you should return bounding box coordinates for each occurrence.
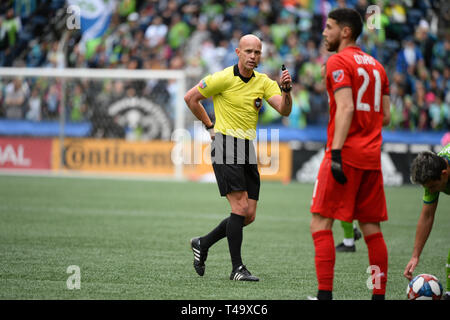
[0,174,448,300]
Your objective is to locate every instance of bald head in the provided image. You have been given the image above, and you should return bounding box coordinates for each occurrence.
[238,34,262,49]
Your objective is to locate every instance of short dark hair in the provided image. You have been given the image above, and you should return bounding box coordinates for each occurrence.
[410,151,447,184]
[328,8,363,41]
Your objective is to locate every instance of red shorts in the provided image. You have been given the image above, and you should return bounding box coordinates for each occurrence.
[310,158,388,223]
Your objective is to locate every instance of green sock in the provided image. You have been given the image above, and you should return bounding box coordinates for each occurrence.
[341,221,354,239]
[446,249,450,293]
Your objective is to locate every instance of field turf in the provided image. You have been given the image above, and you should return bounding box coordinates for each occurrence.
[0,174,448,300]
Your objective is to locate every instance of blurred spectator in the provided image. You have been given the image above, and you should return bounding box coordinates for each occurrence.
[0,0,447,135]
[184,20,210,61]
[396,37,424,74]
[303,39,319,61]
[389,75,406,130]
[270,14,296,51]
[1,8,22,66]
[25,86,41,121]
[429,93,449,130]
[223,28,241,67]
[432,37,450,72]
[401,95,418,130]
[144,16,168,49]
[68,83,87,122]
[4,78,29,119]
[207,19,225,47]
[299,60,322,90]
[284,83,310,129]
[43,82,61,119]
[2,8,22,50]
[308,78,329,125]
[201,39,226,74]
[167,13,191,51]
[415,19,437,71]
[414,81,430,130]
[166,53,185,119]
[46,41,65,68]
[26,40,46,67]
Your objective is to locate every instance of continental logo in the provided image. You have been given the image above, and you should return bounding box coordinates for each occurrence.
[53,139,174,174]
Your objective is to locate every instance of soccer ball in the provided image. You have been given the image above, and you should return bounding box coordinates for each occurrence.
[406,274,443,300]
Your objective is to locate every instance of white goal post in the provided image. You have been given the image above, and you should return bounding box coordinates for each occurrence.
[0,67,187,179]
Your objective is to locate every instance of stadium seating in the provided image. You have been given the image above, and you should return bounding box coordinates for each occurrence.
[0,0,448,133]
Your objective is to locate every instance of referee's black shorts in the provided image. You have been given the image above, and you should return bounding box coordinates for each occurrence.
[211,133,260,201]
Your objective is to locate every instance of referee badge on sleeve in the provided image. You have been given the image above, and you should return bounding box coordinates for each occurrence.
[198,79,207,89]
[254,97,262,111]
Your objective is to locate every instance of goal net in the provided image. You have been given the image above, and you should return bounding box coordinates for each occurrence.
[0,67,187,179]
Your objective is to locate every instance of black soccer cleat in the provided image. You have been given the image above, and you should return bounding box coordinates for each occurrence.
[353,227,362,241]
[230,265,259,281]
[190,237,207,276]
[335,242,356,252]
[307,290,332,300]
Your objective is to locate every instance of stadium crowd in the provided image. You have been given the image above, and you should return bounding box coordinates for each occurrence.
[0,0,448,133]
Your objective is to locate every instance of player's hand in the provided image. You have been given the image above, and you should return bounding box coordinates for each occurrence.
[280,65,292,92]
[404,257,419,281]
[331,149,347,184]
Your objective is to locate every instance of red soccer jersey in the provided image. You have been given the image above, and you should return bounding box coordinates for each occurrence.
[325,46,390,170]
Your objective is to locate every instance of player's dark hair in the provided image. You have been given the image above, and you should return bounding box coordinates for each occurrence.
[328,8,363,41]
[410,151,447,184]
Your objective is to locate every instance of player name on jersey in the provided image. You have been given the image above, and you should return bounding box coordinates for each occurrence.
[353,54,376,66]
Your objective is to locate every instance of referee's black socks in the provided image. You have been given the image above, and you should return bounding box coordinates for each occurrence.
[227,213,245,271]
[200,217,229,254]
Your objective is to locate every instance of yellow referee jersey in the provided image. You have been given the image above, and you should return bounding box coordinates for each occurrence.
[197,65,281,140]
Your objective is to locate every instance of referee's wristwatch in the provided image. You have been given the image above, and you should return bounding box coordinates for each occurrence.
[205,122,215,140]
[281,84,292,92]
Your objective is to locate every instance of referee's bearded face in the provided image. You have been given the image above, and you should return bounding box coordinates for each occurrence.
[322,18,341,52]
[236,35,262,71]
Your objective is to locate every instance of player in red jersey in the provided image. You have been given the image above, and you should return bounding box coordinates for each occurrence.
[308,8,391,300]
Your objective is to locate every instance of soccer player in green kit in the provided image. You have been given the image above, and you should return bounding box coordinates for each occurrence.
[404,143,450,300]
[335,221,362,252]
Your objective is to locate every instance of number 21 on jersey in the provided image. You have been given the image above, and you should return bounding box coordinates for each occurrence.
[356,67,381,113]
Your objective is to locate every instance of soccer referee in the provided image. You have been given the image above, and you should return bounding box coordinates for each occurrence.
[184,34,292,281]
